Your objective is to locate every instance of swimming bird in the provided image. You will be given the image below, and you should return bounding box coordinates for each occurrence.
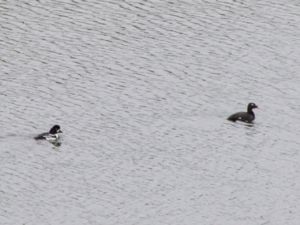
[227,103,258,123]
[34,125,63,141]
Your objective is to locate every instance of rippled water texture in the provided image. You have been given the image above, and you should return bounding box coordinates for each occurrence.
[0,0,300,224]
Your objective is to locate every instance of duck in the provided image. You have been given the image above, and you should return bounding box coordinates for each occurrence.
[227,103,258,123]
[34,125,63,141]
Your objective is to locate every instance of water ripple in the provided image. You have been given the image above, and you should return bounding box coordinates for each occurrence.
[0,0,300,224]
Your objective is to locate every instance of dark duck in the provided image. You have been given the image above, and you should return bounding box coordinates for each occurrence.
[34,125,63,141]
[227,103,258,123]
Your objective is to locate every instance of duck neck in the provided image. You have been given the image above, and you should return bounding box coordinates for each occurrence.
[247,107,255,116]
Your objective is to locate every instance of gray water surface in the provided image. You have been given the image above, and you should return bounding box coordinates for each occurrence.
[0,0,300,225]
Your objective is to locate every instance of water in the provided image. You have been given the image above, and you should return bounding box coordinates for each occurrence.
[0,0,300,224]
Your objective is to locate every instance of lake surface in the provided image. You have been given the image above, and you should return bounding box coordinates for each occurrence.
[0,0,300,224]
